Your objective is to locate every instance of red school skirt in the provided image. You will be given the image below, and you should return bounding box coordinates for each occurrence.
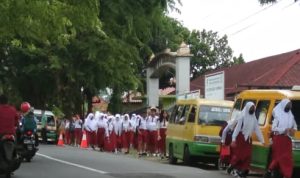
[230,132,252,171]
[268,135,293,178]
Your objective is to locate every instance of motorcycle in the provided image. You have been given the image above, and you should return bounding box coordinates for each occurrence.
[0,134,22,178]
[18,130,38,162]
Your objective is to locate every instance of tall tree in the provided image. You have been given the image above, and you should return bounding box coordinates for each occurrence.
[188,29,244,79]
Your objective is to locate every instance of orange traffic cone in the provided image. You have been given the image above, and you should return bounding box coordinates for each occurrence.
[57,132,64,147]
[80,130,88,149]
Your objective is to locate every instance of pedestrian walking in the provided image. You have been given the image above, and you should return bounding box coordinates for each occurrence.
[74,115,83,147]
[146,107,159,156]
[230,102,265,178]
[96,112,107,151]
[65,119,71,144]
[69,118,76,145]
[265,99,297,178]
[131,114,138,149]
[84,113,97,150]
[113,114,123,153]
[104,116,115,152]
[157,110,168,159]
[137,115,148,156]
[122,114,133,154]
[220,114,239,170]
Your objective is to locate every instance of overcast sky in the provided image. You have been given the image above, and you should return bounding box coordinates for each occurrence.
[168,0,300,62]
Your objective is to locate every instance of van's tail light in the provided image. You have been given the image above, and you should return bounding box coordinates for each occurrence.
[26,131,33,136]
[194,135,209,143]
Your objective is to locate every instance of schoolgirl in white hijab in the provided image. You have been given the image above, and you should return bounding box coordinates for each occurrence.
[272,98,297,135]
[230,102,265,177]
[266,99,297,178]
[84,113,97,149]
[113,114,123,136]
[84,113,97,132]
[232,102,264,143]
[113,114,123,153]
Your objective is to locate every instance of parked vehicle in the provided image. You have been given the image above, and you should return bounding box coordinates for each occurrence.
[0,134,22,178]
[34,110,58,143]
[166,98,233,166]
[230,89,300,177]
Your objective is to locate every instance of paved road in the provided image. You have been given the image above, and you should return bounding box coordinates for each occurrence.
[8,145,262,178]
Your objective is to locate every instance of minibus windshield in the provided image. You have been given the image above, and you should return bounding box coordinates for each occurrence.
[35,115,55,126]
[198,105,231,126]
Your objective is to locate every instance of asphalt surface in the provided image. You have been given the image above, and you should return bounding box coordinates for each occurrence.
[6,144,263,178]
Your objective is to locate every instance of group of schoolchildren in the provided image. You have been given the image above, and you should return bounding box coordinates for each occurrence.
[59,107,169,158]
[219,99,297,178]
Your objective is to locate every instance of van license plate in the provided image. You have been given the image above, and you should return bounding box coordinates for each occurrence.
[27,145,33,150]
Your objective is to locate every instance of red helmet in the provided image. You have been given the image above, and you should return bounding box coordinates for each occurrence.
[21,102,31,113]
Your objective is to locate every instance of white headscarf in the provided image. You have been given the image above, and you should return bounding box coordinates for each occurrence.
[241,102,257,140]
[124,114,130,120]
[115,114,121,121]
[273,99,295,130]
[85,113,94,121]
[84,113,97,131]
[94,111,102,121]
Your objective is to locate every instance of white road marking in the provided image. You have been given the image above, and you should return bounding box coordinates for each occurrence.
[37,153,108,174]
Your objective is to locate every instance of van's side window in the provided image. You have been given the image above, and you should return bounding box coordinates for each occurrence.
[188,105,197,123]
[174,105,185,124]
[234,99,242,110]
[242,99,257,109]
[170,105,179,124]
[255,100,270,126]
[178,105,190,125]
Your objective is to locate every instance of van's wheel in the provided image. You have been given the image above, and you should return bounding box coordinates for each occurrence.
[26,157,31,162]
[183,146,191,165]
[6,168,11,178]
[6,172,11,178]
[168,144,177,164]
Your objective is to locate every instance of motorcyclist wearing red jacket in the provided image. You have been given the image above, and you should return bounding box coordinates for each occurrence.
[0,94,19,136]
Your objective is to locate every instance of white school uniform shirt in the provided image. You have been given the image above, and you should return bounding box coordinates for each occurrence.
[136,116,147,130]
[74,119,82,129]
[146,115,159,131]
[84,113,97,132]
[158,119,168,129]
[96,113,107,129]
[130,114,137,132]
[272,99,297,134]
[113,114,123,136]
[122,119,132,132]
[105,116,114,137]
[232,102,264,144]
[105,121,114,137]
[65,120,70,129]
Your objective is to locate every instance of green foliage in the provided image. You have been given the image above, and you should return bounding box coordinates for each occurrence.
[0,0,244,114]
[188,29,244,79]
[52,105,65,119]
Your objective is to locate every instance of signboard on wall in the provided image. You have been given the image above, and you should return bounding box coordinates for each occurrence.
[177,90,201,100]
[205,71,225,100]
